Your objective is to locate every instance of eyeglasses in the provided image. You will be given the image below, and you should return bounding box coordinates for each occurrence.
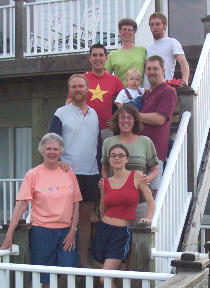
[119,115,134,121]
[149,22,162,27]
[145,67,161,72]
[109,153,126,158]
[121,28,133,32]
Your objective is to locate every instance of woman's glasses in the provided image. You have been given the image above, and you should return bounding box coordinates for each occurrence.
[109,153,126,158]
[121,28,134,32]
[119,115,134,121]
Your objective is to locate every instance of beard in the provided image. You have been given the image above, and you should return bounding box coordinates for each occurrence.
[71,92,87,102]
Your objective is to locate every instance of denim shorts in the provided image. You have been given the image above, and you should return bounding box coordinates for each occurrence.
[92,220,131,264]
[29,226,79,283]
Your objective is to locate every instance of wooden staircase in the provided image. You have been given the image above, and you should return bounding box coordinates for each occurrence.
[181,138,210,252]
[170,43,210,253]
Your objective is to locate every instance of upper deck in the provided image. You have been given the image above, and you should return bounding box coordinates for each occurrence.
[0,0,156,78]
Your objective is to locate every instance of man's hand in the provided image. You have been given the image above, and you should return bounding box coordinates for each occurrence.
[58,161,70,172]
[141,174,150,185]
[98,178,104,189]
[178,79,188,89]
[106,120,111,128]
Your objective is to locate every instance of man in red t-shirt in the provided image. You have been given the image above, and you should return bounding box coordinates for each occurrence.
[66,43,124,142]
[140,55,178,197]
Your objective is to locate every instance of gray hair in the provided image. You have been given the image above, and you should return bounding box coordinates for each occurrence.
[38,133,65,154]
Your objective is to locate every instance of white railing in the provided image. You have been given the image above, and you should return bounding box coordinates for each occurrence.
[0,245,19,288]
[24,0,147,57]
[151,249,208,275]
[191,33,210,175]
[0,245,19,263]
[152,111,192,273]
[0,4,15,59]
[135,0,155,47]
[0,179,31,226]
[0,262,173,288]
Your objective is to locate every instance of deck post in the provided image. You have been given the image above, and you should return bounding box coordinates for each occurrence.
[178,87,198,196]
[201,16,210,38]
[156,251,209,287]
[129,222,156,288]
[155,0,162,12]
[32,98,47,167]
[14,0,26,59]
[201,0,210,38]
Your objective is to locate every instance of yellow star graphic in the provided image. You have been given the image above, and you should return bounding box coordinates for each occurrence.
[89,84,108,102]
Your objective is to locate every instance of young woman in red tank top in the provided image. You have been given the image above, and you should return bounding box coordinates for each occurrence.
[92,144,155,288]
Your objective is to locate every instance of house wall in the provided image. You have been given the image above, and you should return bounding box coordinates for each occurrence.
[169,0,206,45]
[0,74,71,177]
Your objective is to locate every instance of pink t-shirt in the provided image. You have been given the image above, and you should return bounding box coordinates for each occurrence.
[17,164,83,228]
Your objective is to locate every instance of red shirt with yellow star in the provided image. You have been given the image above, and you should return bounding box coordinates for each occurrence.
[68,72,124,130]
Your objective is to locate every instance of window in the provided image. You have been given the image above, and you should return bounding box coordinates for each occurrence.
[0,127,32,179]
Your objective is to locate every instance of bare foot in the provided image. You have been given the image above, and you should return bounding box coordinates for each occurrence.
[90,210,99,224]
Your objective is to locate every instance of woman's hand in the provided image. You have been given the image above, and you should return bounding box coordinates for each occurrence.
[141,174,150,186]
[63,228,76,251]
[98,178,104,189]
[0,200,28,254]
[58,161,70,172]
[140,218,151,223]
[0,234,13,253]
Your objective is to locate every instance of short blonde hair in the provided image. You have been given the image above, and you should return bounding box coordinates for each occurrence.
[68,74,89,89]
[126,68,141,79]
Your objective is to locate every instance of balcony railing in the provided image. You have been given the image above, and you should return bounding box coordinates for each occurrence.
[0,0,155,59]
[0,4,15,59]
[135,0,155,47]
[25,0,147,56]
[0,179,31,226]
[0,262,173,288]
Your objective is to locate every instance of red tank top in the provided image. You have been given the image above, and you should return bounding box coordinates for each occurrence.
[104,170,140,220]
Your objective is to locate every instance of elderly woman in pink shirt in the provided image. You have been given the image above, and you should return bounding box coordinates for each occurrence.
[0,133,82,288]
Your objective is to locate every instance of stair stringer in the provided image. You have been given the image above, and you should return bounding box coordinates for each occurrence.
[182,140,210,251]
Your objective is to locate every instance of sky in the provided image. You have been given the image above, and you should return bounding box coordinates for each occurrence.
[169,0,206,46]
